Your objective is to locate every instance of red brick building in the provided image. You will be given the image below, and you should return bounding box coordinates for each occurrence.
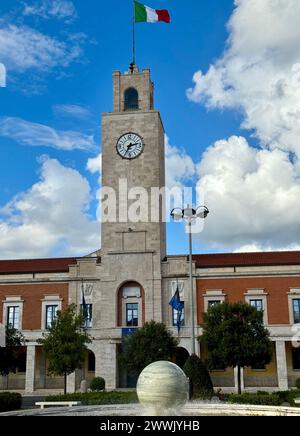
[0,251,300,393]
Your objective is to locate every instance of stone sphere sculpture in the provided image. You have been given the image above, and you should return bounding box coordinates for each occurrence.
[137,361,189,414]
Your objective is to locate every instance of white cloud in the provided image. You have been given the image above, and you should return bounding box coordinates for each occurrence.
[53,104,91,119]
[0,24,83,74]
[87,153,102,175]
[187,0,300,158]
[234,244,300,253]
[0,157,99,259]
[197,136,300,251]
[23,0,77,22]
[0,63,5,87]
[165,136,196,189]
[0,117,96,151]
[186,0,300,252]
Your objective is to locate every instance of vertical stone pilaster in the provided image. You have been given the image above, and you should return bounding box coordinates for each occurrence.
[25,345,36,393]
[67,369,83,393]
[95,341,117,390]
[67,372,76,393]
[276,341,288,390]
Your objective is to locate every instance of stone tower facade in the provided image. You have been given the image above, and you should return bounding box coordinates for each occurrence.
[92,66,167,388]
[101,66,166,259]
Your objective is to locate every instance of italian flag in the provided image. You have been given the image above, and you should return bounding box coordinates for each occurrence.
[135,1,170,24]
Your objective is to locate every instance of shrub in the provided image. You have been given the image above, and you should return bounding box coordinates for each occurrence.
[0,392,22,412]
[275,391,290,404]
[296,379,300,390]
[46,391,138,406]
[227,393,281,406]
[90,377,105,392]
[183,355,214,400]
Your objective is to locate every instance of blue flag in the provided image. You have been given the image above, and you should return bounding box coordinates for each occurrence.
[82,282,88,320]
[169,286,184,333]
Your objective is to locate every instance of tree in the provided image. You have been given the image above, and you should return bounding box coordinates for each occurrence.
[120,321,179,376]
[0,325,25,376]
[202,302,273,395]
[38,305,91,394]
[183,354,214,399]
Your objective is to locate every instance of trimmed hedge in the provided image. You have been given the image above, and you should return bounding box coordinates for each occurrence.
[0,392,22,412]
[227,393,281,406]
[220,390,300,407]
[46,391,138,406]
[296,379,300,390]
[90,377,105,392]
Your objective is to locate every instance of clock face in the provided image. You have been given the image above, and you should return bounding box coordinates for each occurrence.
[116,133,144,160]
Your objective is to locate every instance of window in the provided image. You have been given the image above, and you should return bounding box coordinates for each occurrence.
[124,88,139,111]
[293,299,300,324]
[292,348,300,370]
[46,305,58,329]
[208,300,221,308]
[126,303,138,327]
[250,299,263,312]
[81,304,93,329]
[173,303,185,328]
[7,306,20,329]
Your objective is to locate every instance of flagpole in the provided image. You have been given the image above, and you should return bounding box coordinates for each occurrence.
[132,0,136,66]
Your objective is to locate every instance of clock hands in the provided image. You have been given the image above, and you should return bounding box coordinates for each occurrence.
[127,142,140,149]
[125,143,134,157]
[125,142,140,157]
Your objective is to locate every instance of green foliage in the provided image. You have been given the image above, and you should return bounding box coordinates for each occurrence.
[202,302,273,393]
[183,355,213,399]
[46,391,138,405]
[37,305,91,392]
[296,378,300,389]
[119,321,179,376]
[90,377,105,392]
[0,326,25,376]
[275,390,290,403]
[284,389,300,406]
[0,392,22,412]
[219,390,300,407]
[227,393,282,406]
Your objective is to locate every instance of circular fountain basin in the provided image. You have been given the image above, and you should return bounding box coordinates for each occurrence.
[1,403,300,416]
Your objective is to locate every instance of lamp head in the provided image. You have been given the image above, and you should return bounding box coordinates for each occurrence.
[196,206,210,219]
[183,207,196,218]
[171,208,183,221]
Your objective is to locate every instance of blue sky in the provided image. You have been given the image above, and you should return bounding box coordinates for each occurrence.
[1,0,300,259]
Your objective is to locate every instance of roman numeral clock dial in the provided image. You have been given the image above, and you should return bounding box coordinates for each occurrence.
[116,133,144,160]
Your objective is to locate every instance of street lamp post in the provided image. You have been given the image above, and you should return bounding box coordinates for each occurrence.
[171,205,209,355]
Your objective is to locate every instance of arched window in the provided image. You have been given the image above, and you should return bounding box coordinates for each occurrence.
[124,88,139,111]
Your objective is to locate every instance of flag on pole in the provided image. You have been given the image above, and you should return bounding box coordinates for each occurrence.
[169,286,184,333]
[81,281,88,322]
[135,1,170,24]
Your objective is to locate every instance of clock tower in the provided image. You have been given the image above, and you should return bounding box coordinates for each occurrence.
[101,65,166,259]
[95,65,167,388]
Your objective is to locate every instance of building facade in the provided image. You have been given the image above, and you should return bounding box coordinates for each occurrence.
[0,66,300,393]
